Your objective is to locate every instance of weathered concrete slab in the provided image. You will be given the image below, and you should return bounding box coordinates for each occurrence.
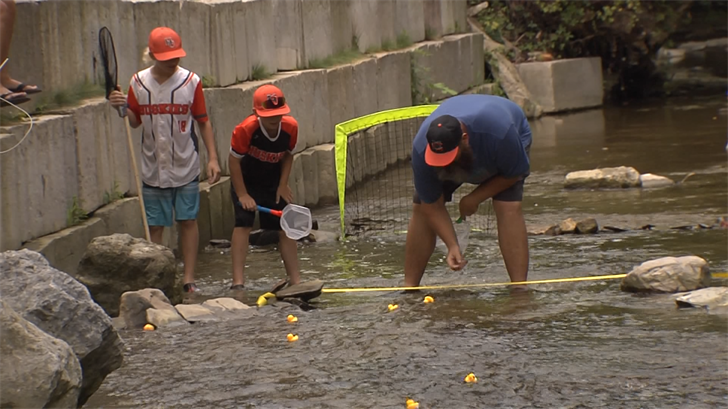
[174,304,220,322]
[377,0,398,49]
[201,87,248,178]
[300,149,319,206]
[330,0,354,53]
[310,144,337,204]
[289,153,306,206]
[351,58,379,119]
[273,71,331,149]
[94,197,145,240]
[71,99,115,214]
[204,177,232,241]
[517,57,604,113]
[197,183,212,253]
[179,1,213,81]
[440,0,468,35]
[327,65,355,128]
[245,0,278,76]
[218,177,235,241]
[273,0,304,70]
[132,1,181,70]
[210,0,249,86]
[1,115,78,251]
[22,218,106,276]
[375,51,413,111]
[350,0,380,52]
[395,0,426,43]
[423,0,443,39]
[301,0,334,66]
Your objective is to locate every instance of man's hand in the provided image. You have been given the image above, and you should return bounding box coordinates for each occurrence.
[238,194,256,211]
[459,193,480,219]
[276,185,293,204]
[447,245,468,271]
[207,159,221,184]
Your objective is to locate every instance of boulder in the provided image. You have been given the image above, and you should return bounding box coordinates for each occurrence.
[675,287,728,312]
[119,288,187,329]
[620,256,711,293]
[564,166,641,189]
[75,234,178,317]
[0,249,124,407]
[558,218,577,234]
[639,173,675,188]
[0,300,83,409]
[576,218,599,234]
[304,229,340,243]
[175,304,220,323]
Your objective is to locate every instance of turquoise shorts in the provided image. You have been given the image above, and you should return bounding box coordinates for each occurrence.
[142,179,200,227]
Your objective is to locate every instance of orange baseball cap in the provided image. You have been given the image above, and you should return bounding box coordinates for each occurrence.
[148,27,186,61]
[253,85,290,117]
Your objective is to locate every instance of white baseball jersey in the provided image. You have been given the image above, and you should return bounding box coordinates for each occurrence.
[127,66,208,188]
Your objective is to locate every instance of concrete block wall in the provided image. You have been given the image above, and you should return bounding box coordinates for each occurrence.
[516,57,604,114]
[11,0,466,96]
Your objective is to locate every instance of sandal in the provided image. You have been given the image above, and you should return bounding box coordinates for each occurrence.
[0,92,30,107]
[8,83,42,95]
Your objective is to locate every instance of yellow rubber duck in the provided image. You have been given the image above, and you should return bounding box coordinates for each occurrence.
[143,324,155,331]
[388,303,399,312]
[287,333,299,342]
[423,296,434,303]
[256,292,277,308]
[287,314,298,323]
[464,372,477,383]
[406,398,419,409]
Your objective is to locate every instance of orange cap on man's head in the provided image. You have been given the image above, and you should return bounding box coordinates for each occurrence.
[148,27,186,61]
[253,85,290,117]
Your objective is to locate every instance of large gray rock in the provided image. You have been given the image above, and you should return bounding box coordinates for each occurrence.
[119,288,187,329]
[0,249,124,407]
[621,256,711,293]
[0,300,83,409]
[75,233,178,317]
[675,287,728,313]
[564,166,641,189]
[639,173,675,188]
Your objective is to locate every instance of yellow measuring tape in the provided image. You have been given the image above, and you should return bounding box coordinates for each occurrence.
[321,272,728,294]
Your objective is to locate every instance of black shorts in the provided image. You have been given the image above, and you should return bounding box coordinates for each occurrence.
[231,185,287,230]
[412,177,525,204]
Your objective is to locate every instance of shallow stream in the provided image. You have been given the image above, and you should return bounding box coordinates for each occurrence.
[88,95,728,409]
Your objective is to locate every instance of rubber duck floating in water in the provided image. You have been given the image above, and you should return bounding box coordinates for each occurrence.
[464,373,477,383]
[406,398,419,408]
[388,304,399,312]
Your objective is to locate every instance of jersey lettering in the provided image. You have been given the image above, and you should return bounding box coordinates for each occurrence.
[248,146,285,163]
[138,103,190,116]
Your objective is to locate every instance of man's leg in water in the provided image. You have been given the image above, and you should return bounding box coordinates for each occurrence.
[403,203,437,287]
[493,199,529,290]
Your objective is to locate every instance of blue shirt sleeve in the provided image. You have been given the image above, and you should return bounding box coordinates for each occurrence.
[496,124,530,178]
[412,148,442,204]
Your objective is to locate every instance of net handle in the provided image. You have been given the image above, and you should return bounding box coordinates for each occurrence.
[256,205,282,217]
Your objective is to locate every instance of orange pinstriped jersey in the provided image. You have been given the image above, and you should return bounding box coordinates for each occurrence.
[127,66,208,188]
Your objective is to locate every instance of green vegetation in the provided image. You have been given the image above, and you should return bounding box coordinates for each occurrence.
[33,80,105,114]
[249,64,273,81]
[201,75,216,88]
[66,196,89,227]
[469,0,727,99]
[103,181,126,205]
[410,49,457,105]
[307,48,366,69]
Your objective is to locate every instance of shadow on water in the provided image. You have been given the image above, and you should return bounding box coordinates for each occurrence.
[88,95,727,408]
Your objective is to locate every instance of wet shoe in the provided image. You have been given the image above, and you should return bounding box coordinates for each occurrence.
[230,284,245,291]
[183,283,201,293]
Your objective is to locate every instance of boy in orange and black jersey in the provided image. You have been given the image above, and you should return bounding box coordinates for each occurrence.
[228,85,301,290]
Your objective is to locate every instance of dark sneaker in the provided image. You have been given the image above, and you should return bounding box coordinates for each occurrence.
[183,283,201,293]
[230,284,245,291]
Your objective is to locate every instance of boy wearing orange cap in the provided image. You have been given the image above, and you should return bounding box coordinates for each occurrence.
[228,84,301,290]
[109,27,221,294]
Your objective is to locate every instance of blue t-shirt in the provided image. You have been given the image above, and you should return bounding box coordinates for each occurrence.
[412,95,532,204]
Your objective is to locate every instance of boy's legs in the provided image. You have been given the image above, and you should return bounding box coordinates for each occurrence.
[142,184,174,245]
[173,180,201,289]
[258,194,301,286]
[230,186,256,288]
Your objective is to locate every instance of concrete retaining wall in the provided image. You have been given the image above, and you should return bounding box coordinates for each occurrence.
[516,57,604,113]
[10,0,467,95]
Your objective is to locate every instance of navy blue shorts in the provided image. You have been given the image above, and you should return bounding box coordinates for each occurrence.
[231,185,287,230]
